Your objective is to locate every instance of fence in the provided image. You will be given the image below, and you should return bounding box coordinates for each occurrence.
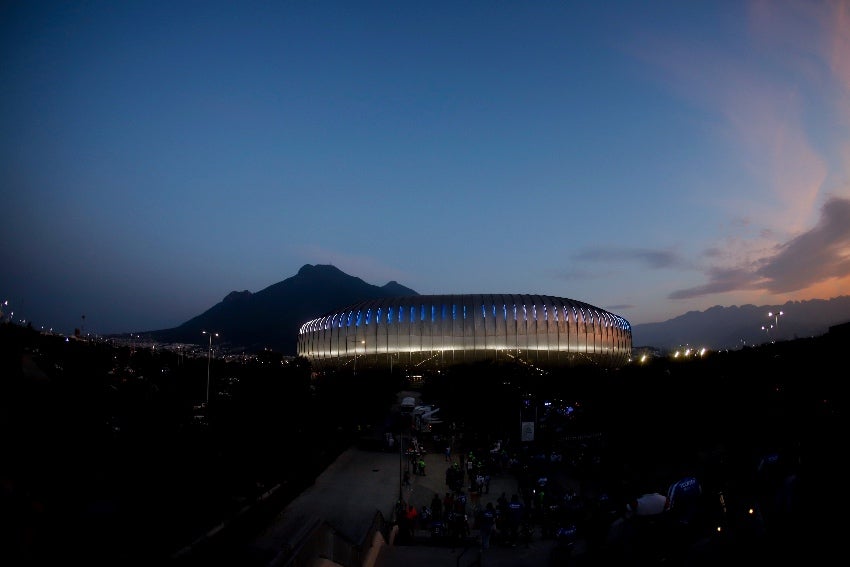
[273,509,388,567]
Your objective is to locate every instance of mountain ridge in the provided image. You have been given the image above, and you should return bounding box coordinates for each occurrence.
[631,296,850,351]
[137,264,850,354]
[144,264,418,353]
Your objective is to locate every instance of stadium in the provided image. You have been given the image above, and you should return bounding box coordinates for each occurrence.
[297,294,632,371]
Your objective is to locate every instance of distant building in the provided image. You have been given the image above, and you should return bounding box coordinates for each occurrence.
[297,294,631,371]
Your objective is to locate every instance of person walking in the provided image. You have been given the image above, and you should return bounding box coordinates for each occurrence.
[477,502,498,550]
[404,504,419,541]
[507,493,525,547]
[431,493,443,522]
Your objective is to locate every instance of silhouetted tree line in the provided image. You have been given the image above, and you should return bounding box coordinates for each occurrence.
[0,323,399,566]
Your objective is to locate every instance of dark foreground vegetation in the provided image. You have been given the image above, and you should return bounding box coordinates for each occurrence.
[1,321,844,565]
[0,323,390,566]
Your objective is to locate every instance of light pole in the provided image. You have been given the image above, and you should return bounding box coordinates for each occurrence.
[202,331,219,405]
[352,339,365,375]
[768,311,783,333]
[398,429,404,502]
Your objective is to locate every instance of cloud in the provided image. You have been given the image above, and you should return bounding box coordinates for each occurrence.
[552,248,689,286]
[671,196,850,299]
[571,248,689,270]
[828,0,850,122]
[669,267,762,300]
[756,196,850,292]
[565,197,850,303]
[631,0,834,234]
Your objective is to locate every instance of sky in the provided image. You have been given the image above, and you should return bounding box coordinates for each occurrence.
[2,0,850,337]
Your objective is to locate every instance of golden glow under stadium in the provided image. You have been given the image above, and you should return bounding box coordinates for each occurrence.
[297,294,632,370]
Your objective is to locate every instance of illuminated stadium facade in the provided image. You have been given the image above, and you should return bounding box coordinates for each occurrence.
[297,294,632,371]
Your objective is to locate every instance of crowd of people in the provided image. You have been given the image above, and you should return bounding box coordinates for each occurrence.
[389,430,803,565]
[394,441,563,550]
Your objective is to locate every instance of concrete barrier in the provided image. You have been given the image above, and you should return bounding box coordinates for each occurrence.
[361,530,387,567]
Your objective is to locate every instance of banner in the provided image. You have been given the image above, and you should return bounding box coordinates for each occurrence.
[521,421,535,442]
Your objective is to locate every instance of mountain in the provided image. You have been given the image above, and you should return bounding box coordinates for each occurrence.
[143,264,418,353]
[140,263,850,355]
[631,296,850,351]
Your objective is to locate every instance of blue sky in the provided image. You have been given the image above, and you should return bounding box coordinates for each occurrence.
[2,0,850,337]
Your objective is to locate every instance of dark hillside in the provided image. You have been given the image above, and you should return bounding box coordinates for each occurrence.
[144,264,419,353]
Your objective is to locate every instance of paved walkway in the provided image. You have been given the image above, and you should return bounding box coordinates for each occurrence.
[243,442,560,567]
[244,447,401,565]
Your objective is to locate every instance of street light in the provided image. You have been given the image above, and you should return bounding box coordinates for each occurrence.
[354,339,365,375]
[202,331,219,405]
[768,311,784,330]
